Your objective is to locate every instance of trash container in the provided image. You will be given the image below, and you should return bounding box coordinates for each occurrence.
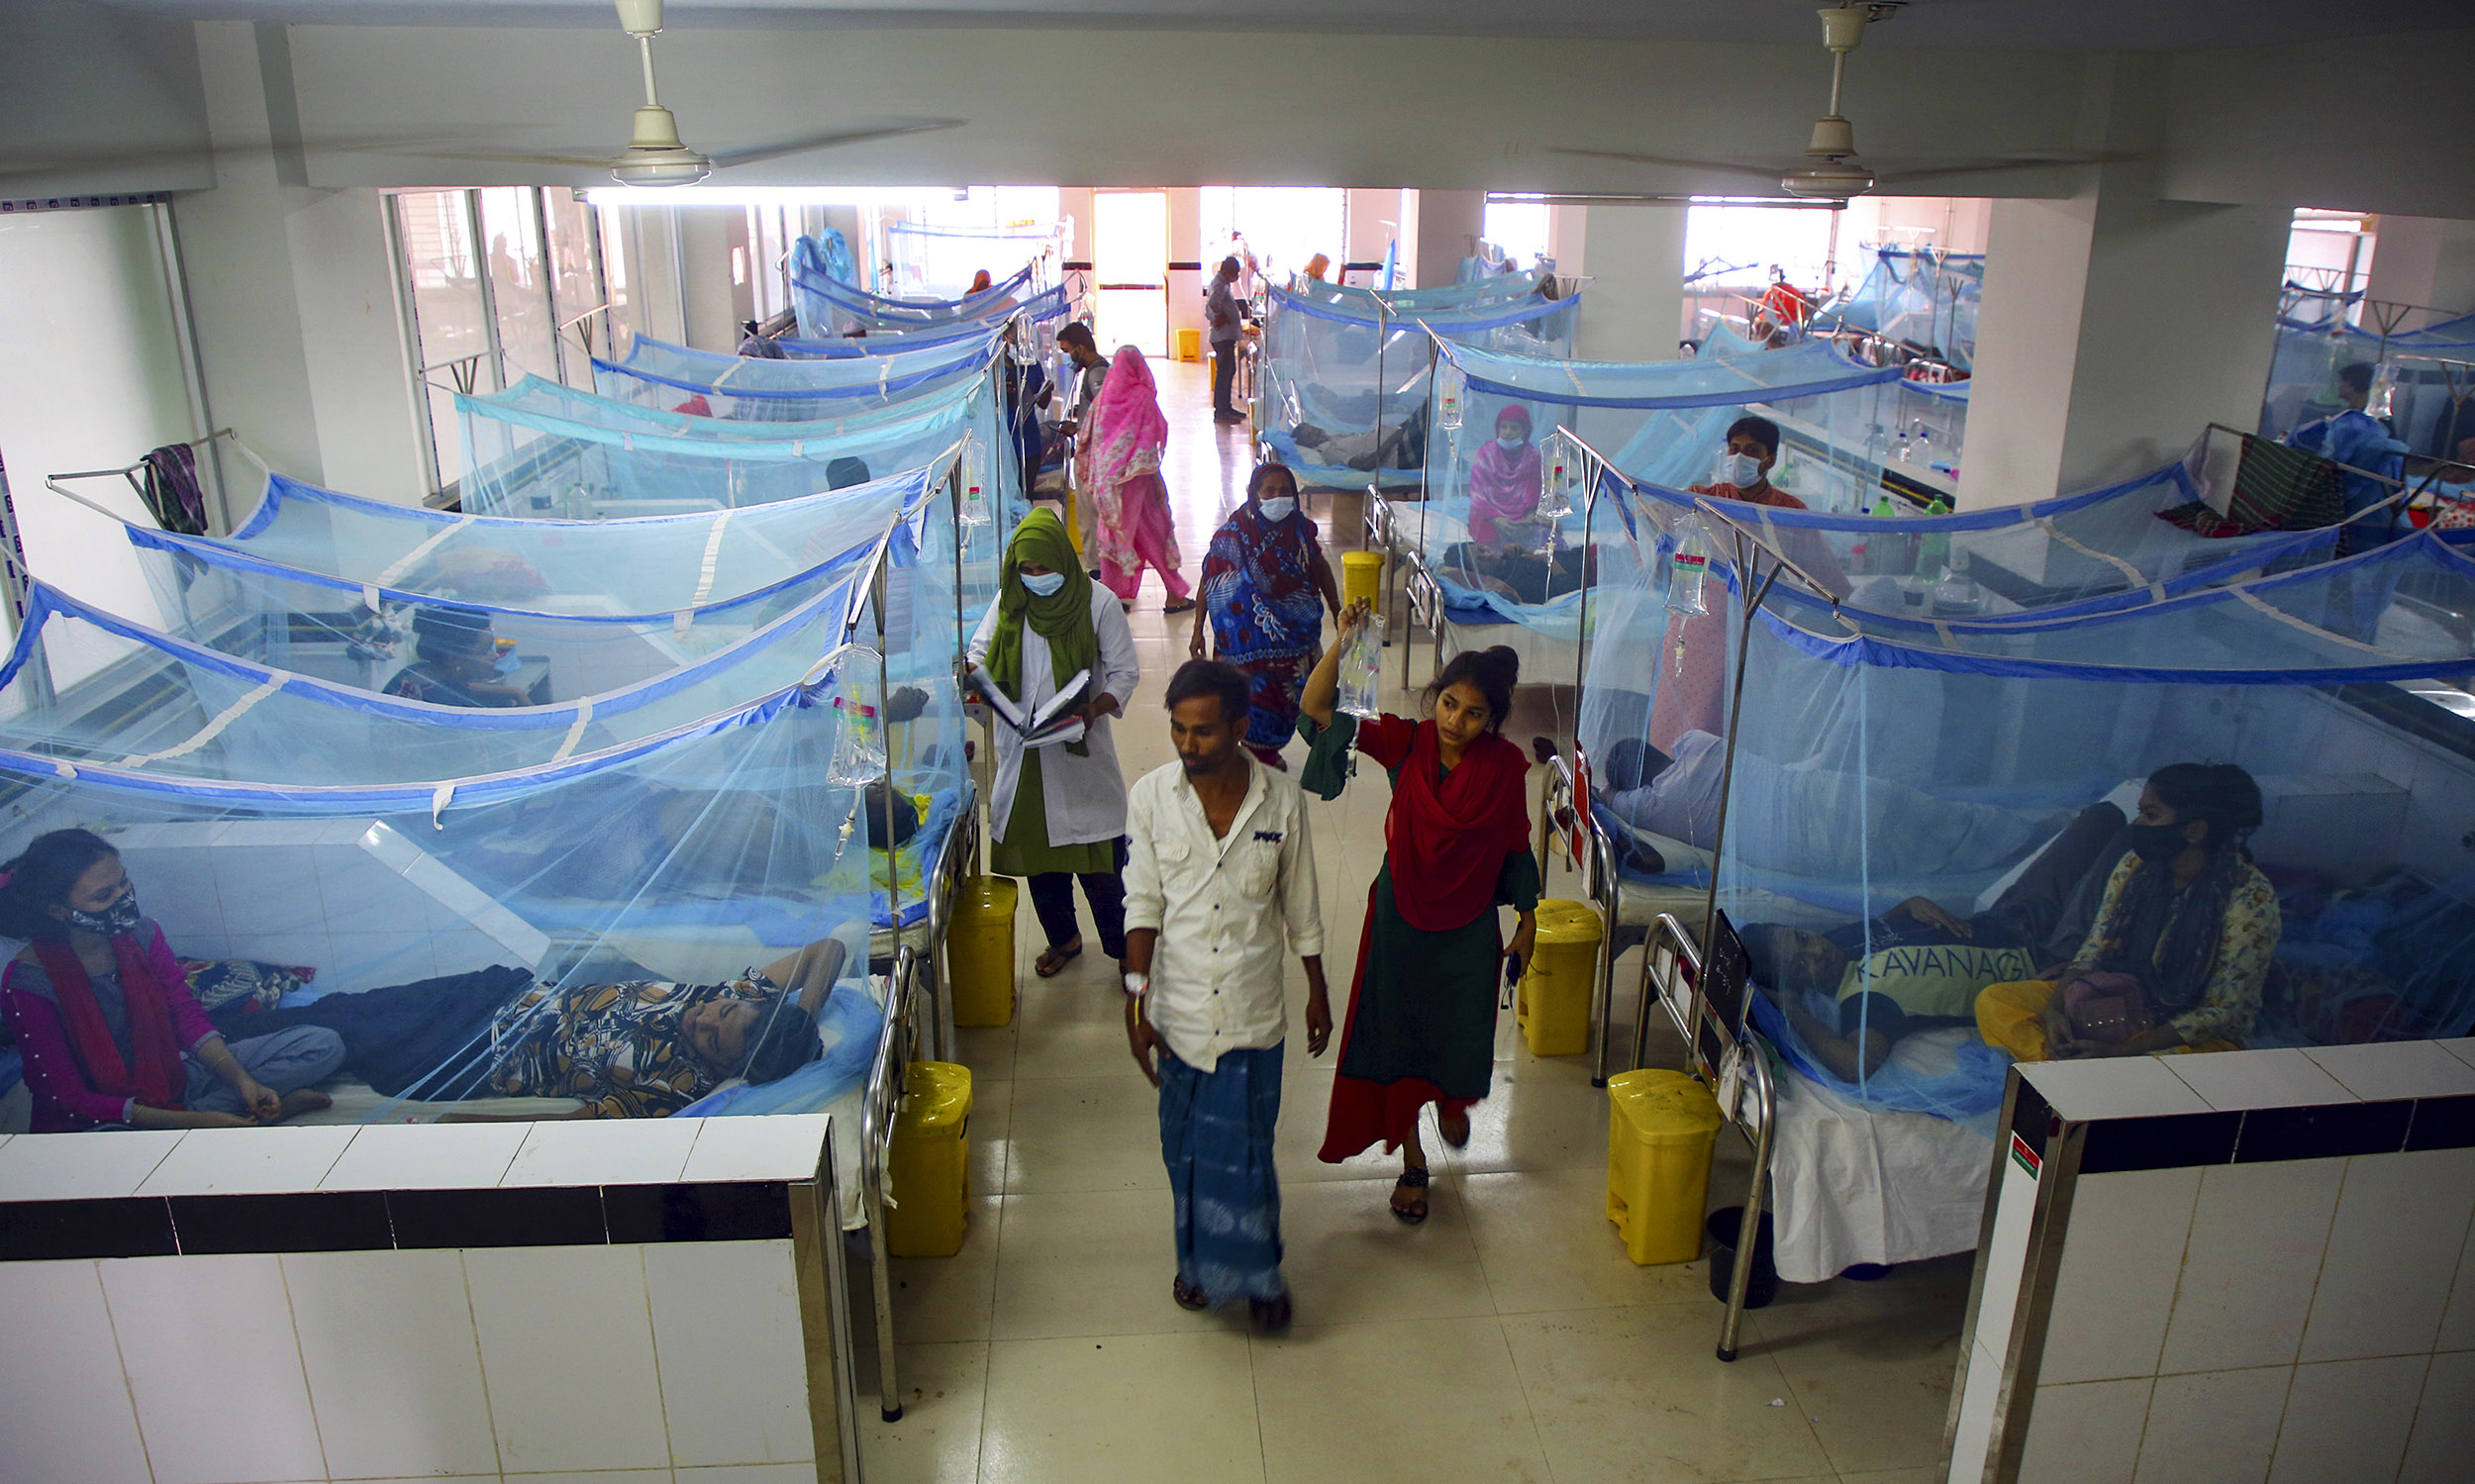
[886,1060,973,1257]
[1518,899,1603,1056]
[1704,1206,1779,1309]
[1176,327,1203,363]
[1340,549,1385,614]
[947,875,1018,1028]
[1605,1067,1723,1265]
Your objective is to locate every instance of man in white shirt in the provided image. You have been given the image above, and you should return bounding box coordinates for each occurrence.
[1122,659,1329,1332]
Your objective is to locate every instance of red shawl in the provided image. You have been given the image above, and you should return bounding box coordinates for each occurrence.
[34,937,186,1112]
[1383,722,1533,932]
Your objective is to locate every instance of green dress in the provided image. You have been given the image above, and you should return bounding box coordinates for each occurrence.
[1302,712,1541,1156]
[991,748,1119,877]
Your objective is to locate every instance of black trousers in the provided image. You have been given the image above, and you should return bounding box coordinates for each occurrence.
[1211,341,1238,414]
[1028,836,1130,959]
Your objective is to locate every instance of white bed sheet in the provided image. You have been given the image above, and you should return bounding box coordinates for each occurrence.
[1748,1031,1996,1284]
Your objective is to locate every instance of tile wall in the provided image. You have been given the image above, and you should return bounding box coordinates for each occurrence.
[116,817,550,991]
[0,1117,831,1484]
[1947,1041,2475,1484]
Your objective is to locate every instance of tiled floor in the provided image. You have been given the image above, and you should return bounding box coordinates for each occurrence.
[859,358,1967,1484]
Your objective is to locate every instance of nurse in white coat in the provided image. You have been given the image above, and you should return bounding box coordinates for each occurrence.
[968,508,1142,977]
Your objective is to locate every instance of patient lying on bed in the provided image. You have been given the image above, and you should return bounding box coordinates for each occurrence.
[221,938,850,1120]
[1439,541,1595,606]
[1744,805,2125,1080]
[1599,734,2062,877]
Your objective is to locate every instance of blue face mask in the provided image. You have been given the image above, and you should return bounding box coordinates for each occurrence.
[1496,435,1527,453]
[492,650,523,676]
[1720,451,1764,489]
[1020,570,1066,598]
[1257,496,1297,522]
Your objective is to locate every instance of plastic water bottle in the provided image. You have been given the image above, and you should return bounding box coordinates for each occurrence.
[1930,548,1983,616]
[1895,428,1914,464]
[1916,494,1951,581]
[1666,528,1714,617]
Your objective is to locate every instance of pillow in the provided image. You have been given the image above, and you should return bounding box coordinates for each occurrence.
[181,957,316,1017]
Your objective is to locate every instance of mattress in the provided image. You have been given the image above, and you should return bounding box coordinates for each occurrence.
[1748,1033,1996,1284]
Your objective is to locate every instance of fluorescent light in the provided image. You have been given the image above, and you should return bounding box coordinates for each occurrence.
[583,185,972,209]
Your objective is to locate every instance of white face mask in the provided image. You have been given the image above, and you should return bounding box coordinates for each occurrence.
[1257,496,1297,522]
[1496,434,1527,453]
[1020,570,1066,597]
[1720,451,1764,489]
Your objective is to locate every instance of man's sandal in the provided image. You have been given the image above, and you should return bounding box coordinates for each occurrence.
[1391,1165,1431,1225]
[1035,940,1082,978]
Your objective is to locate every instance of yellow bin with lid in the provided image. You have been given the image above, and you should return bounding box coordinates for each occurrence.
[948,875,1019,1028]
[1176,327,1203,362]
[1340,550,1385,613]
[886,1060,974,1257]
[1605,1068,1724,1265]
[1517,899,1603,1057]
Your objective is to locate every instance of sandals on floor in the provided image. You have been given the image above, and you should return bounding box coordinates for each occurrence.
[1163,599,1197,615]
[1390,1165,1431,1225]
[1035,940,1083,978]
[1172,1276,1209,1312]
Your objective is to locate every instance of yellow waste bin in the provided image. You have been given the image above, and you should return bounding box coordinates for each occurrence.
[1176,327,1203,362]
[886,1060,973,1257]
[1605,1068,1724,1265]
[1517,899,1603,1056]
[1340,549,1385,614]
[947,875,1019,1028]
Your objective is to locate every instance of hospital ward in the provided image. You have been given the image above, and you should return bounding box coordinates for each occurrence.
[4,3,2475,1482]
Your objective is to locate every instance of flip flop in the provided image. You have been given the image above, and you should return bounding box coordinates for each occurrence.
[1390,1165,1431,1225]
[1163,599,1197,615]
[1172,1277,1209,1311]
[1035,940,1083,978]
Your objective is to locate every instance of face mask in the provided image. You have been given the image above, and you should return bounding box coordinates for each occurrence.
[66,891,142,938]
[1257,496,1296,522]
[1721,452,1764,489]
[2126,822,2190,862]
[1020,570,1066,598]
[1496,435,1527,453]
[492,650,523,676]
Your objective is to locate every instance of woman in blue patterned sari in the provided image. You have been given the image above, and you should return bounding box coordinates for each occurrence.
[1188,463,1340,769]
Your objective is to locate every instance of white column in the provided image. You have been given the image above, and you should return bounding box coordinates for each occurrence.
[177,21,429,504]
[1413,188,1484,292]
[2364,215,2475,320]
[1567,204,1686,363]
[1165,186,1205,356]
[1959,56,2290,507]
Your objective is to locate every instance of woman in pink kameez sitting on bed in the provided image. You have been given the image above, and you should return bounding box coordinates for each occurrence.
[1466,403,1543,546]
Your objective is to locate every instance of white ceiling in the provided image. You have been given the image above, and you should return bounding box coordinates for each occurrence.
[81,0,2475,49]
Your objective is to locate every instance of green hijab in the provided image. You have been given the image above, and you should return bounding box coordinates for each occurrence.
[984,508,1100,710]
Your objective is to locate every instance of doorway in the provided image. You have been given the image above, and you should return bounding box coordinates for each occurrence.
[1093,190,1168,358]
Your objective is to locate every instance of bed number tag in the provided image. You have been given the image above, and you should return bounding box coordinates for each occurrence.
[1716,1044,1745,1121]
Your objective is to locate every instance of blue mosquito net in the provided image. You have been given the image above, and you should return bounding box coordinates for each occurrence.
[150,463,943,620]
[1401,338,1901,639]
[791,257,1038,340]
[885,220,1055,301]
[1817,248,1985,370]
[1257,280,1582,492]
[2258,306,2475,451]
[778,283,1071,359]
[0,622,893,1124]
[594,331,1001,419]
[1587,496,2475,1128]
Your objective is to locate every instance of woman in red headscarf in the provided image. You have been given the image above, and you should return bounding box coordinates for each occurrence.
[1080,345,1195,613]
[1466,403,1543,546]
[1296,606,1538,1224]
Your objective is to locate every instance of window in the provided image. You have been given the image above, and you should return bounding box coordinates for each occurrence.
[1198,187,1347,287]
[1480,202,1551,273]
[389,187,617,493]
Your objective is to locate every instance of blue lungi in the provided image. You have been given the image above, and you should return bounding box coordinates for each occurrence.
[1156,1042,1286,1304]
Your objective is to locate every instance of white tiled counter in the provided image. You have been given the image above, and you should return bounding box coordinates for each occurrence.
[0,1115,860,1484]
[1946,1041,2475,1484]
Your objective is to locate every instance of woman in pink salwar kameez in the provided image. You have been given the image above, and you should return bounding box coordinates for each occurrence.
[1080,346,1195,613]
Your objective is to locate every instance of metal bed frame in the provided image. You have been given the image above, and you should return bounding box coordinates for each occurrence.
[859,942,925,1423]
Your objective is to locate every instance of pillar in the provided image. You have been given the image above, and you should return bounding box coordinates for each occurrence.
[1344,188,1406,286]
[1165,186,1204,357]
[2364,215,2475,322]
[177,21,429,504]
[1412,188,1484,292]
[1959,54,2290,507]
[1566,204,1687,363]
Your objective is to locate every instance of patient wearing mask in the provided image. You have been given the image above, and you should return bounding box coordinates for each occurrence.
[1467,404,1543,545]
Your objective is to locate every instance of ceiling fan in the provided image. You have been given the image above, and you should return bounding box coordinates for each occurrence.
[346,0,964,185]
[1551,1,2129,203]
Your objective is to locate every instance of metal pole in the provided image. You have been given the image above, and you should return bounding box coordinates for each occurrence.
[1692,525,1782,1026]
[1716,1053,1775,1362]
